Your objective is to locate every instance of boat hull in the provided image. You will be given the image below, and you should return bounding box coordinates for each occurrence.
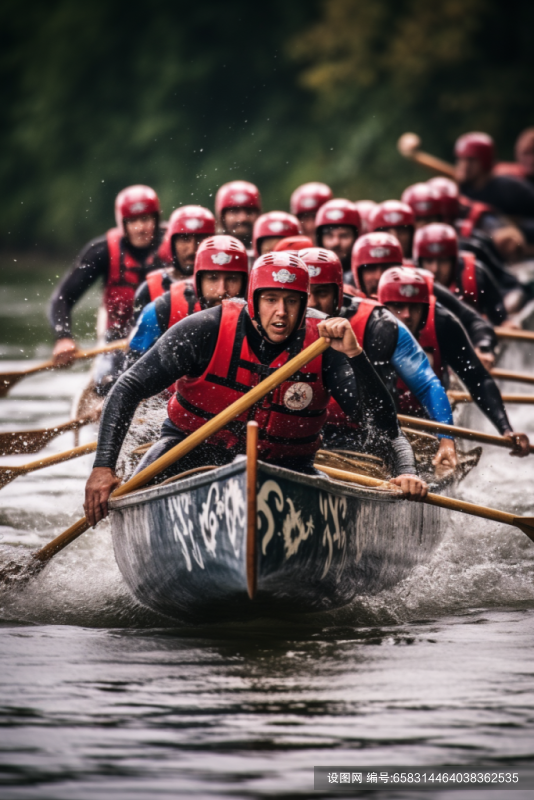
[110,458,444,621]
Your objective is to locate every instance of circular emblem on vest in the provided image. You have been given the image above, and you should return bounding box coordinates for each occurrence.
[383,211,403,224]
[268,220,287,233]
[325,209,344,221]
[283,382,313,410]
[301,196,318,209]
[272,269,297,283]
[369,246,390,258]
[231,192,250,204]
[399,284,420,297]
[185,218,203,230]
[427,242,444,253]
[308,265,321,277]
[211,251,232,265]
[130,201,147,213]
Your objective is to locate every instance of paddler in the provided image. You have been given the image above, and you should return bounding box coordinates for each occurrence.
[289,182,333,243]
[315,198,360,281]
[514,128,534,186]
[351,231,499,371]
[427,176,527,312]
[413,223,507,325]
[368,200,415,258]
[252,211,302,256]
[131,205,215,322]
[48,185,163,394]
[454,132,534,249]
[377,266,530,457]
[215,180,262,254]
[84,253,427,526]
[300,247,457,468]
[126,235,249,364]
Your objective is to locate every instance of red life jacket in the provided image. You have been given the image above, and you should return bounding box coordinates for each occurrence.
[146,268,171,302]
[458,196,493,238]
[449,251,479,308]
[102,228,156,332]
[167,300,329,459]
[168,280,202,327]
[326,297,379,427]
[396,295,443,414]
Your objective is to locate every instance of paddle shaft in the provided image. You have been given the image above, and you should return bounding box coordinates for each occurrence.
[0,340,127,397]
[0,442,97,488]
[491,368,534,385]
[397,413,534,454]
[448,391,534,405]
[397,134,456,178]
[319,466,532,536]
[33,337,330,563]
[494,327,534,342]
[12,340,127,377]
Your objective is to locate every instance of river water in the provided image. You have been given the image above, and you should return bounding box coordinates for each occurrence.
[1,261,534,799]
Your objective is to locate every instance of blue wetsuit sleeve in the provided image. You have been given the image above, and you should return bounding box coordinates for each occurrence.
[391,322,454,437]
[128,301,163,354]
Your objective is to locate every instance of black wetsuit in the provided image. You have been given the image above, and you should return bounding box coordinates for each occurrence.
[458,230,524,293]
[48,230,164,341]
[49,230,164,395]
[131,268,175,323]
[433,304,511,434]
[452,254,507,326]
[460,176,534,244]
[94,306,416,480]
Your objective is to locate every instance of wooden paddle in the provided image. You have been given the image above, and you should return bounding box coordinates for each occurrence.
[397,133,457,179]
[491,368,534,386]
[0,340,127,397]
[494,327,534,343]
[397,413,534,454]
[319,465,534,542]
[23,337,329,569]
[0,442,97,490]
[448,391,534,405]
[0,417,96,457]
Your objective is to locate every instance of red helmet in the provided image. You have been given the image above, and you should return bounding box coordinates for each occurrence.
[315,199,361,242]
[158,205,216,263]
[401,183,442,219]
[215,180,261,221]
[427,177,460,220]
[351,232,403,290]
[273,235,314,252]
[354,200,378,233]
[377,266,430,306]
[413,223,458,261]
[290,182,333,216]
[247,251,309,329]
[252,211,301,256]
[454,132,495,172]
[369,200,415,231]
[194,235,248,298]
[298,247,343,312]
[114,185,160,232]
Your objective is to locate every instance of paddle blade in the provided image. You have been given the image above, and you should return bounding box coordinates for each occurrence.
[0,546,44,587]
[514,516,534,542]
[0,467,21,490]
[0,419,91,456]
[0,428,62,456]
[0,372,24,397]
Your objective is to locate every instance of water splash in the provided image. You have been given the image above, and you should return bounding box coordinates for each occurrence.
[0,544,43,586]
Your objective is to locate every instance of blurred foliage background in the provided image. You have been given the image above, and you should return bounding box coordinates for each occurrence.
[1,0,533,255]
